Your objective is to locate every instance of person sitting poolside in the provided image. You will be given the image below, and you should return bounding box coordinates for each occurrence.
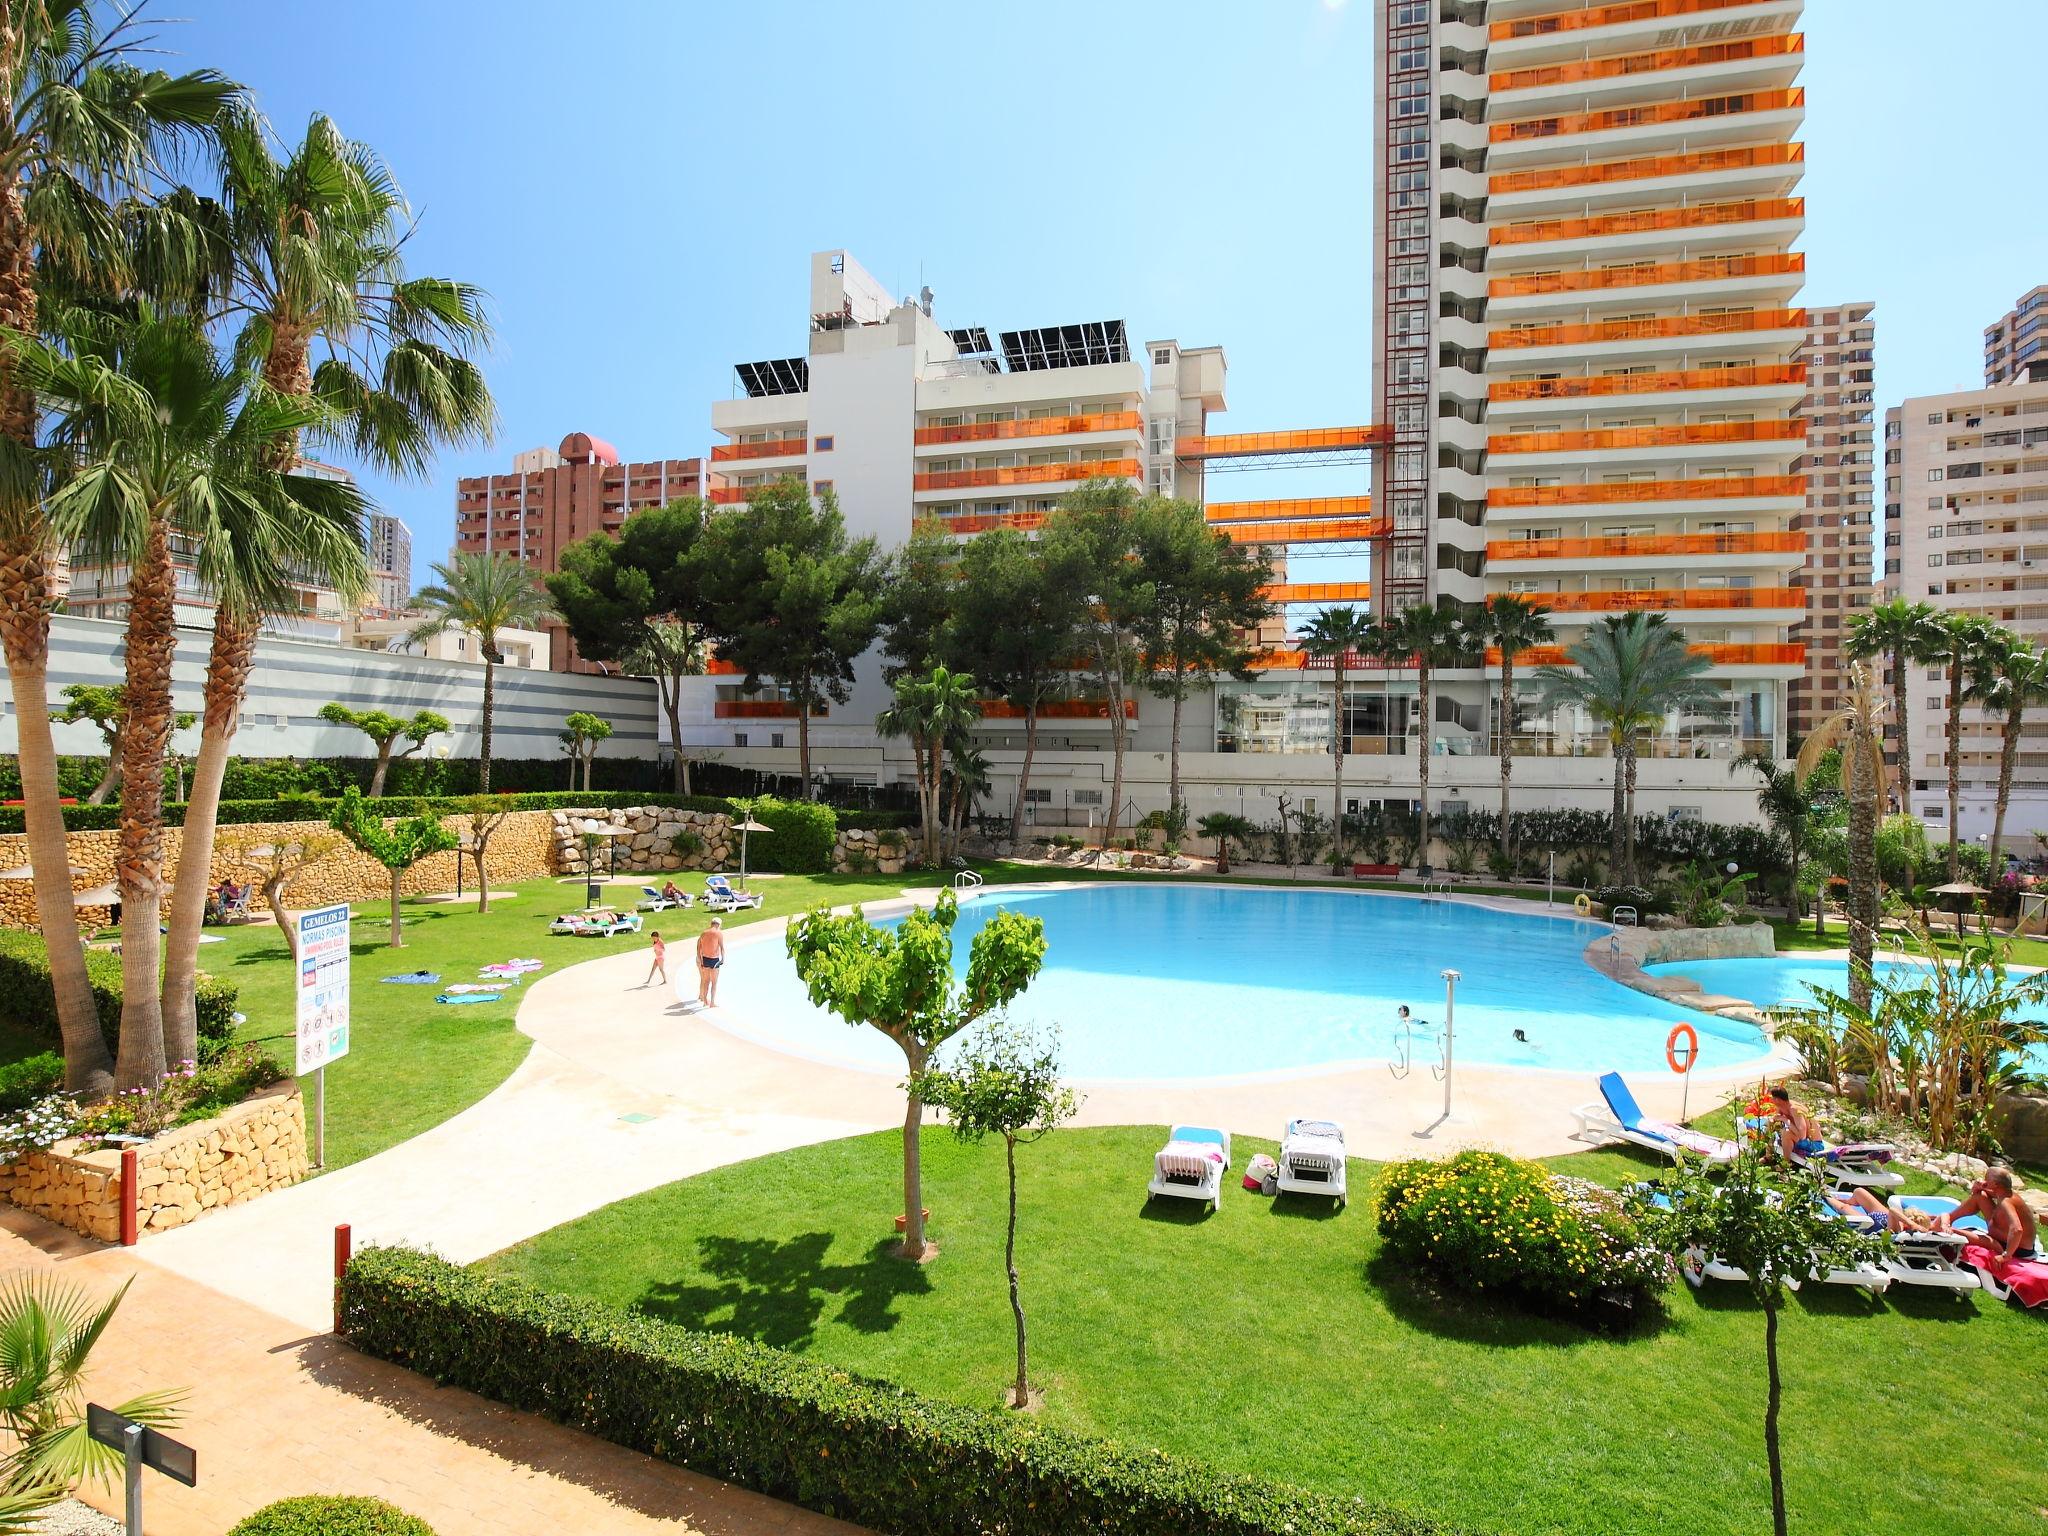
[661,879,685,904]
[1938,1167,2039,1261]
[1825,1187,1936,1233]
[1765,1085,1824,1163]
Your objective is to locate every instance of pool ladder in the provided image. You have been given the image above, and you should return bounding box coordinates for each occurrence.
[952,869,984,896]
[1423,878,1453,898]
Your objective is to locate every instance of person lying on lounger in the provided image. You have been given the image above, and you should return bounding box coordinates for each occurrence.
[1938,1167,2039,1261]
[1824,1188,1936,1233]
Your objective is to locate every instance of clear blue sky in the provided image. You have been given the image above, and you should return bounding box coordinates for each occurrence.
[177,0,2047,582]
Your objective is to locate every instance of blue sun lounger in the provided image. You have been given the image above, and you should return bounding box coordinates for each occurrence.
[1572,1072,1737,1162]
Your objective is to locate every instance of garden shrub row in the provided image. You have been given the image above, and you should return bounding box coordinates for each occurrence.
[228,1495,435,1535]
[0,932,238,1060]
[340,1246,1443,1536]
[744,796,838,873]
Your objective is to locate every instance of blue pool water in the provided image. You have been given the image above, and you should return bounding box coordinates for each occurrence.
[717,885,1772,1081]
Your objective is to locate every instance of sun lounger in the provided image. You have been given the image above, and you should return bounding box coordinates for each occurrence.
[1277,1118,1348,1207]
[1146,1125,1232,1212]
[1572,1072,1738,1163]
[703,875,764,913]
[638,885,692,912]
[1814,1197,1978,1292]
[1793,1140,1903,1191]
[1890,1196,2043,1304]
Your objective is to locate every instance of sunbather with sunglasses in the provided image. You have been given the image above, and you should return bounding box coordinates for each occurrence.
[1938,1168,2039,1261]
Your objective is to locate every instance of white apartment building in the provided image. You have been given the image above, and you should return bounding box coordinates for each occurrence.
[1886,373,2048,842]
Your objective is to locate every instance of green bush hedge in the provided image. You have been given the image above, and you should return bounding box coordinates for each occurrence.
[228,1495,435,1535]
[744,796,836,873]
[0,1051,62,1110]
[1374,1150,1673,1328]
[340,1247,1438,1536]
[0,789,731,835]
[0,932,238,1062]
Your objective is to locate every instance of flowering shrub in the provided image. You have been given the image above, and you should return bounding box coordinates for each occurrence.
[0,1095,78,1163]
[1374,1150,1673,1326]
[72,1047,283,1148]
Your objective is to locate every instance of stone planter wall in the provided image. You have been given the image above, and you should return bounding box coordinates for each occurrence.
[0,1082,308,1242]
[554,807,922,879]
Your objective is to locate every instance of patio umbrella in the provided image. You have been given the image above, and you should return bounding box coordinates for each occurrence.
[576,821,627,906]
[71,882,119,907]
[1929,880,1989,942]
[735,816,771,891]
[0,863,85,880]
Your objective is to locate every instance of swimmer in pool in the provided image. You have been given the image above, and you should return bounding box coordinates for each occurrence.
[1513,1028,1534,1046]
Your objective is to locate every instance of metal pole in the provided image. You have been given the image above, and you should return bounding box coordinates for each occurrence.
[1547,849,1555,907]
[1441,969,1459,1121]
[1680,1048,1694,1125]
[314,1064,325,1170]
[123,1422,142,1535]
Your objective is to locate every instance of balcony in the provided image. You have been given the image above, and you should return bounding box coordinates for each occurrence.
[977,699,1136,720]
[1487,642,1805,667]
[1490,88,1804,144]
[1489,307,1807,351]
[1487,531,1805,561]
[1488,475,1806,508]
[1262,582,1373,604]
[1205,496,1374,523]
[938,511,1048,535]
[1511,586,1805,613]
[1174,426,1389,459]
[1493,0,1786,43]
[710,436,807,462]
[1489,252,1803,300]
[1489,421,1806,455]
[1490,33,1803,94]
[914,411,1141,446]
[714,700,824,719]
[1218,517,1390,545]
[1488,364,1805,403]
[913,459,1140,493]
[1490,143,1803,198]
[1490,197,1803,247]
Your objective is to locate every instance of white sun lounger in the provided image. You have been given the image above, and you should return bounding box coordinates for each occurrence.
[1277,1118,1347,1207]
[702,875,764,913]
[1793,1140,1904,1191]
[1572,1072,1738,1163]
[638,885,693,912]
[1639,1184,1885,1292]
[1147,1126,1231,1212]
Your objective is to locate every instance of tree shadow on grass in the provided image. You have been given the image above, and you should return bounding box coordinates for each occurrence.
[1364,1251,1674,1347]
[634,1231,931,1350]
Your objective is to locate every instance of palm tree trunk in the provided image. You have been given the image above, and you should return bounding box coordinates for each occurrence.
[1005,1133,1028,1409]
[1330,664,1347,872]
[478,655,495,794]
[0,546,114,1094]
[162,615,257,1065]
[1847,735,1877,1012]
[1889,645,1912,813]
[1623,741,1640,884]
[1946,665,1965,878]
[1993,701,2022,875]
[1497,657,1515,862]
[1009,706,1040,856]
[1415,663,1431,872]
[1609,727,1628,879]
[114,516,178,1090]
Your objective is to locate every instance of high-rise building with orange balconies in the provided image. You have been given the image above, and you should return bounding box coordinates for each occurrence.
[1376,0,1807,766]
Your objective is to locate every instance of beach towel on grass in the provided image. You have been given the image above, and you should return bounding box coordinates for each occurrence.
[436,992,502,1006]
[379,971,440,985]
[1963,1244,2048,1308]
[440,982,507,994]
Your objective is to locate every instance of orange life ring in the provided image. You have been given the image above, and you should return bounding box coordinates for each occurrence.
[1666,1023,1699,1074]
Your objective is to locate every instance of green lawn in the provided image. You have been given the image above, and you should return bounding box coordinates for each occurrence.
[1770,914,2048,966]
[483,1127,2040,1536]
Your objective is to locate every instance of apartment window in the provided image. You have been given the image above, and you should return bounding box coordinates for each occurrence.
[734,733,748,747]
[813,480,833,496]
[771,732,785,749]
[1928,554,1942,567]
[1928,413,1943,425]
[1072,789,1103,807]
[813,435,834,452]
[1153,347,1172,365]
[1928,469,1944,482]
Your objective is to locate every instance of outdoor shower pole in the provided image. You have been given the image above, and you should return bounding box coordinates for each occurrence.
[1440,969,1460,1121]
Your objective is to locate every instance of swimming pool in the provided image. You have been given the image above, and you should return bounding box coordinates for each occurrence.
[713,884,1773,1081]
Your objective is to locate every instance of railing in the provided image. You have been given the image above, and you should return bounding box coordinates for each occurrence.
[1489,364,1804,401]
[1262,582,1373,603]
[1489,142,1803,196]
[938,511,1049,535]
[977,699,1137,720]
[1494,0,1784,44]
[1491,88,1804,143]
[914,411,1141,446]
[1491,33,1802,92]
[1175,426,1389,458]
[1249,649,1422,671]
[714,700,823,719]
[1510,585,1805,612]
[709,436,806,462]
[1486,530,1806,560]
[1490,420,1806,454]
[1485,642,1806,666]
[913,459,1139,493]
[1490,307,1808,350]
[1491,196,1803,246]
[1487,475,1805,507]
[1489,252,1803,299]
[1506,732,1777,759]
[1218,518,1390,545]
[1206,495,1374,522]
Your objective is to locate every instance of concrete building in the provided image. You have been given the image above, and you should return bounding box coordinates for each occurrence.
[1886,373,2048,840]
[1985,286,2048,387]
[342,616,551,672]
[366,513,413,614]
[1788,302,1876,738]
[453,435,704,673]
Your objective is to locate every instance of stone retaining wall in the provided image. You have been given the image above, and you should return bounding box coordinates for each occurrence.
[553,807,919,878]
[0,1082,308,1242]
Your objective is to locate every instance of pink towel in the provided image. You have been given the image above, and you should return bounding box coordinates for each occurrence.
[1962,1244,2048,1308]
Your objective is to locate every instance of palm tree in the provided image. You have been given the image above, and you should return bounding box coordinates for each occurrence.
[1732,752,1817,922]
[1532,614,1717,885]
[1967,631,2048,873]
[14,305,363,1088]
[0,6,235,1095]
[1469,595,1555,865]
[1195,811,1256,874]
[1299,605,1376,871]
[1381,603,1471,872]
[1798,663,1889,1011]
[1845,597,1943,809]
[877,665,979,865]
[1926,612,1999,878]
[408,553,554,793]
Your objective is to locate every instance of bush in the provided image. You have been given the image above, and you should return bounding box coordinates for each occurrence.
[340,1247,1437,1536]
[0,789,736,834]
[0,932,239,1060]
[1375,1150,1673,1328]
[744,796,836,874]
[1592,883,1664,916]
[229,1495,435,1535]
[0,1051,63,1111]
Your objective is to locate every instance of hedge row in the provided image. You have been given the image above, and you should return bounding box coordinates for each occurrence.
[0,753,680,804]
[0,931,237,1059]
[339,1247,1440,1536]
[228,1496,435,1535]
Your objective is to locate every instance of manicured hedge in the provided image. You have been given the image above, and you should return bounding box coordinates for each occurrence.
[340,1247,1440,1536]
[745,796,836,873]
[228,1495,435,1535]
[0,931,238,1060]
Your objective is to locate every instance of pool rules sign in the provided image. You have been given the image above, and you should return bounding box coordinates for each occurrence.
[295,903,351,1166]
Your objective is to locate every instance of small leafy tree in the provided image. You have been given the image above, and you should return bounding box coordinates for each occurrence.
[1636,1150,1886,1536]
[450,796,512,915]
[51,685,194,804]
[327,786,457,947]
[315,703,450,797]
[220,832,341,961]
[785,889,1045,1260]
[914,1019,1079,1409]
[558,710,612,791]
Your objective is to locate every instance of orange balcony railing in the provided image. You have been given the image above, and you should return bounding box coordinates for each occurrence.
[1487,642,1805,667]
[913,459,1139,493]
[1489,364,1806,402]
[706,485,753,505]
[1490,307,1807,350]
[1487,531,1806,561]
[1219,518,1390,545]
[714,700,824,719]
[1494,0,1784,44]
[1262,582,1373,604]
[914,411,1141,446]
[978,698,1136,720]
[1249,649,1421,672]
[938,511,1049,535]
[1508,586,1805,613]
[1490,420,1805,454]
[1205,495,1374,523]
[1488,475,1805,507]
[1489,252,1803,299]
[709,436,806,462]
[1491,32,1802,92]
[1175,426,1389,458]
[705,658,743,675]
[1491,88,1804,144]
[1491,196,1803,247]
[1489,142,1803,196]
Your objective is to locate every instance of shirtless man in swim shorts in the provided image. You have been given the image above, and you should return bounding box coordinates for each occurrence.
[1938,1167,2039,1261]
[696,918,725,1006]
